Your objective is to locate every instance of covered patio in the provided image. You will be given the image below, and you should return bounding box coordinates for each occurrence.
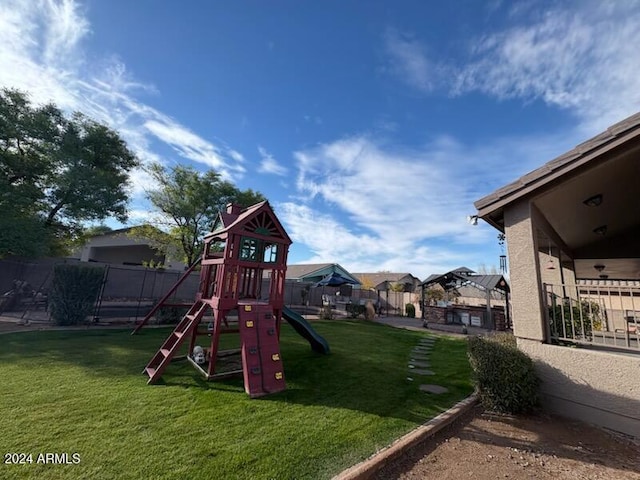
[475,112,640,437]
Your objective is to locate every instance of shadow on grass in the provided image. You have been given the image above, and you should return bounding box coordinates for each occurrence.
[0,327,174,377]
[0,321,473,424]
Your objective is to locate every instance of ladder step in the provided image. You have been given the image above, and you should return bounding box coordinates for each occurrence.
[144,302,205,383]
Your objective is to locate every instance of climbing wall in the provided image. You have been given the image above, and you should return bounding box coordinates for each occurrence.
[238,302,286,398]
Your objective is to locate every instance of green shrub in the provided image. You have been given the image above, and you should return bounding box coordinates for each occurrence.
[320,305,333,320]
[346,303,366,318]
[405,303,415,318]
[49,265,105,326]
[154,306,189,324]
[467,334,538,414]
[548,299,603,340]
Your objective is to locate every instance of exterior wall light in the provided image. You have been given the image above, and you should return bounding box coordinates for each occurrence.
[593,225,608,236]
[583,194,603,207]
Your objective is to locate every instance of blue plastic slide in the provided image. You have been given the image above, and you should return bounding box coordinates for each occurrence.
[282,306,330,354]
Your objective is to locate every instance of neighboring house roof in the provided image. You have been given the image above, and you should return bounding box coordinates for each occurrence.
[284,263,361,285]
[352,272,421,291]
[451,266,475,275]
[286,263,335,279]
[83,225,163,244]
[87,225,150,238]
[457,284,506,300]
[474,111,640,229]
[422,273,440,284]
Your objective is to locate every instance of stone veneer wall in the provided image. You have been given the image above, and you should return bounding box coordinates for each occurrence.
[424,304,506,330]
[424,306,447,324]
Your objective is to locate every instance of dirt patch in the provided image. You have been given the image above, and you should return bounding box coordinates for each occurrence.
[374,406,640,479]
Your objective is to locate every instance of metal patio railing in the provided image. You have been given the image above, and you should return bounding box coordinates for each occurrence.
[543,282,640,353]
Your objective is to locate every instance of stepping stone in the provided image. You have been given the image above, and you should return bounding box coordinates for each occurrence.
[413,348,432,354]
[411,368,435,376]
[419,384,449,394]
[406,377,414,382]
[409,359,431,368]
[409,360,431,368]
[409,352,431,359]
[419,339,435,344]
[411,355,430,361]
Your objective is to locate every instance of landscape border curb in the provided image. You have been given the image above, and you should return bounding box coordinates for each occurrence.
[333,393,478,480]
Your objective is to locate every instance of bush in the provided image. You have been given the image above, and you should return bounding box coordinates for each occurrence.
[405,303,415,318]
[320,305,333,320]
[364,301,375,320]
[467,334,538,414]
[346,303,366,318]
[548,300,603,340]
[49,265,105,326]
[155,306,189,324]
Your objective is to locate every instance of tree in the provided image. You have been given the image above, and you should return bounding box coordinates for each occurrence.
[358,275,376,291]
[389,281,406,315]
[424,285,446,305]
[476,264,499,275]
[134,163,265,265]
[0,88,138,258]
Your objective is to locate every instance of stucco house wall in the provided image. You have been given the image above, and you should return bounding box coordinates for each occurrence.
[77,228,186,270]
[518,338,640,437]
[476,112,640,437]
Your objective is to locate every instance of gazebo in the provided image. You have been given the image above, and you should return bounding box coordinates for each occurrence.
[421,267,510,330]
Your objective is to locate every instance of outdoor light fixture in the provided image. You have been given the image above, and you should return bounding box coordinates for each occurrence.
[544,235,555,270]
[594,264,606,272]
[466,215,478,226]
[593,225,608,236]
[583,194,603,207]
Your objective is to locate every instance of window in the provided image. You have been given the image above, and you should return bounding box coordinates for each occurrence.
[263,244,278,263]
[239,237,259,261]
[239,236,280,263]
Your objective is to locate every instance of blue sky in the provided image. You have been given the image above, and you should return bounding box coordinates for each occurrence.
[3,0,640,279]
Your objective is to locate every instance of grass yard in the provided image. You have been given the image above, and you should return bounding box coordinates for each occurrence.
[0,320,472,479]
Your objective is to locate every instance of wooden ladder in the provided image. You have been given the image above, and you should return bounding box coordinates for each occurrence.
[143,301,208,384]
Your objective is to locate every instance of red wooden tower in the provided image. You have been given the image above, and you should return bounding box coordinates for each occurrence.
[142,201,292,397]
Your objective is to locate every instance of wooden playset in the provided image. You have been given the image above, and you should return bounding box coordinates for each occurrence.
[135,201,328,397]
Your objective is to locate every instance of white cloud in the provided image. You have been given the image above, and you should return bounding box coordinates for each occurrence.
[383,3,640,132]
[257,146,288,176]
[282,128,586,279]
[43,0,90,67]
[382,28,434,92]
[144,119,245,178]
[278,203,468,278]
[0,0,245,188]
[125,208,155,223]
[454,3,640,129]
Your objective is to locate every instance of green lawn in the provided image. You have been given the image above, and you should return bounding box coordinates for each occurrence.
[0,321,472,479]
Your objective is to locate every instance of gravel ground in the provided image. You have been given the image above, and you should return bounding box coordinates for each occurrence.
[374,406,640,480]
